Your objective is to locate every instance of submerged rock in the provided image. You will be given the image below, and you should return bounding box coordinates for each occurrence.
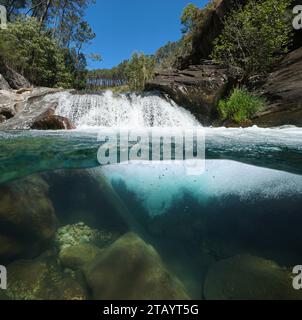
[55,222,114,251]
[84,232,190,300]
[7,252,87,300]
[0,291,10,301]
[59,243,102,270]
[204,254,302,300]
[0,175,57,260]
[0,234,27,259]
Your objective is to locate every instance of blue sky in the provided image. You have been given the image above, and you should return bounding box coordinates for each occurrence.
[85,0,208,69]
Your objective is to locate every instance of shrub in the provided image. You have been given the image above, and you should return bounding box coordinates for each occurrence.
[211,0,293,77]
[218,88,265,123]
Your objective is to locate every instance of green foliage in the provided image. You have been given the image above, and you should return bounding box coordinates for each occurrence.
[181,3,201,34]
[0,0,27,20]
[124,53,156,91]
[156,1,217,68]
[87,60,127,90]
[154,37,192,68]
[211,0,293,76]
[0,0,98,89]
[218,88,265,123]
[0,18,72,87]
[87,52,155,92]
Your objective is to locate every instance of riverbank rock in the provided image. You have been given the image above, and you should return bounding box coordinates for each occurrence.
[83,232,190,300]
[30,107,75,130]
[252,48,302,127]
[0,87,75,130]
[0,89,23,123]
[0,175,57,261]
[7,252,87,300]
[0,74,10,90]
[204,255,302,300]
[0,62,31,90]
[145,63,229,124]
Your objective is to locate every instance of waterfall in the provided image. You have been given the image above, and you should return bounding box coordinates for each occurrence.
[55,90,200,129]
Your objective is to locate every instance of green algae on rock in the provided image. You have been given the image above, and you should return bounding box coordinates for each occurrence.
[6,252,87,300]
[204,255,302,300]
[55,222,115,251]
[59,243,102,270]
[0,175,57,260]
[83,232,190,300]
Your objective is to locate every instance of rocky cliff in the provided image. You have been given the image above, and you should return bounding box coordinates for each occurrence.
[253,47,302,127]
[146,0,302,127]
[145,62,231,125]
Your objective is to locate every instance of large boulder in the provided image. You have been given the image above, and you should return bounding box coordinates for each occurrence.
[0,74,10,90]
[253,48,302,127]
[7,252,87,300]
[0,175,57,261]
[145,63,229,124]
[83,232,190,300]
[59,244,102,270]
[204,255,302,300]
[30,107,75,130]
[0,62,31,90]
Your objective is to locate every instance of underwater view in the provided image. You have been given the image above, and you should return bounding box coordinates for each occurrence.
[1,0,302,305]
[1,91,302,300]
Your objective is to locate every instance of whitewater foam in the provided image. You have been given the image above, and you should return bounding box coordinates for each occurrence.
[102,160,302,216]
[55,90,200,128]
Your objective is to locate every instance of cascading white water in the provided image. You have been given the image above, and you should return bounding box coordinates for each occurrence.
[55,90,200,128]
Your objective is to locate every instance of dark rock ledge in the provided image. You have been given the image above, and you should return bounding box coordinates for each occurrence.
[145,62,231,125]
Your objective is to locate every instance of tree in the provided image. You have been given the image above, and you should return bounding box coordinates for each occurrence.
[0,0,27,20]
[29,0,53,25]
[0,17,72,87]
[181,3,200,34]
[125,53,155,91]
[0,0,98,89]
[211,0,293,77]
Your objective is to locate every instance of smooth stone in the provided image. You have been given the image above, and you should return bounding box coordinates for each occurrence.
[84,232,190,300]
[204,254,302,300]
[59,244,102,270]
[0,175,57,260]
[7,253,87,300]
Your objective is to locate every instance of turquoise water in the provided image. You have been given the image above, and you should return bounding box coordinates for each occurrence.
[1,126,302,300]
[1,126,302,183]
